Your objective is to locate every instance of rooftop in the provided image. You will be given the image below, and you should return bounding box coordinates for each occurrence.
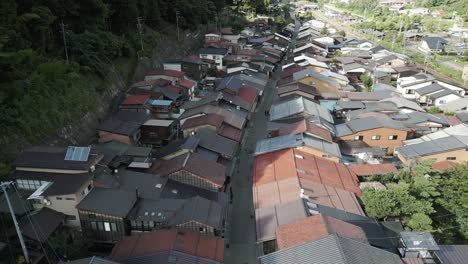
[76,188,137,217]
[145,70,185,78]
[110,229,224,263]
[349,164,398,177]
[270,96,333,123]
[336,116,409,137]
[397,135,468,158]
[276,214,368,250]
[180,113,224,130]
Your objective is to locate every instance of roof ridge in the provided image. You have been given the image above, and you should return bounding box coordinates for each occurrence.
[332,234,349,263]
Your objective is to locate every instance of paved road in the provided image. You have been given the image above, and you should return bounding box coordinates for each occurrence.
[224,10,299,264]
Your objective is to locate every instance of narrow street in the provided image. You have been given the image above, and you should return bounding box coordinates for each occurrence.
[224,11,299,264]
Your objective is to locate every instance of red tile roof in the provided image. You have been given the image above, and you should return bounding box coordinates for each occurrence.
[238,86,258,104]
[445,116,462,126]
[431,160,458,171]
[253,149,361,197]
[219,124,242,142]
[110,229,224,262]
[275,214,368,250]
[278,120,333,142]
[145,70,185,78]
[148,152,226,187]
[180,113,224,130]
[281,65,306,79]
[179,79,196,89]
[166,85,183,94]
[349,164,398,177]
[154,78,171,87]
[121,95,151,106]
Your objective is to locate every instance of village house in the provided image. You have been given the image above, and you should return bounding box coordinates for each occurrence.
[199,47,228,70]
[335,116,410,155]
[97,111,150,145]
[419,37,448,53]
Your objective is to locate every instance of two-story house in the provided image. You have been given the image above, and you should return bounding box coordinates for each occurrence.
[199,47,228,70]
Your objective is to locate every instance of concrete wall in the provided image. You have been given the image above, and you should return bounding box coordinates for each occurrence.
[337,127,409,155]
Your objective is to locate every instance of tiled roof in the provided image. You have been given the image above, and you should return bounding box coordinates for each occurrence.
[178,79,196,89]
[278,119,333,142]
[431,160,458,171]
[219,124,242,142]
[121,95,151,105]
[148,152,226,187]
[179,105,246,129]
[276,214,368,250]
[259,235,404,264]
[196,130,239,159]
[180,113,224,130]
[110,229,224,262]
[349,164,398,176]
[253,149,361,196]
[166,85,182,94]
[18,208,65,242]
[145,70,185,78]
[281,65,306,79]
[238,86,258,104]
[397,135,468,158]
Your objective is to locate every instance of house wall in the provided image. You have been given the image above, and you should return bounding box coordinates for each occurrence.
[437,82,466,96]
[78,210,128,242]
[182,124,217,138]
[397,148,468,167]
[98,131,136,145]
[45,181,93,227]
[182,62,204,81]
[169,170,221,192]
[299,76,338,93]
[200,54,224,70]
[163,63,182,72]
[336,127,409,155]
[222,34,240,44]
[295,146,340,162]
[433,94,462,106]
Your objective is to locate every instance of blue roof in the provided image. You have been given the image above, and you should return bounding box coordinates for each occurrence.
[147,99,173,106]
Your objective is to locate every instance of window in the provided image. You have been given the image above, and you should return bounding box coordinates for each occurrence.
[405,89,415,94]
[388,135,398,140]
[89,214,96,219]
[354,135,364,140]
[66,215,77,221]
[446,157,456,160]
[97,222,104,231]
[56,197,63,200]
[87,184,92,191]
[91,222,97,231]
[111,223,117,231]
[65,197,75,201]
[439,100,446,104]
[321,154,332,158]
[104,222,111,232]
[371,135,381,140]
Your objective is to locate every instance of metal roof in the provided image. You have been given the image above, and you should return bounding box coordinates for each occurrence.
[381,97,424,112]
[259,235,404,264]
[404,123,468,145]
[438,98,468,112]
[397,135,468,158]
[255,134,303,155]
[436,245,468,264]
[336,117,409,137]
[414,83,446,96]
[400,232,440,251]
[77,188,137,217]
[270,97,334,123]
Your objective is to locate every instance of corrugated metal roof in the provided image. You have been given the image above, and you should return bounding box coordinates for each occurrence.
[436,245,468,264]
[270,97,334,123]
[398,135,468,158]
[259,235,404,264]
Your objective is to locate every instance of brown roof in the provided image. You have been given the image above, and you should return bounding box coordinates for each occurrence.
[275,214,368,250]
[219,124,242,142]
[349,164,398,177]
[278,119,333,142]
[180,113,224,130]
[431,160,458,171]
[148,152,226,187]
[281,65,306,79]
[253,149,361,196]
[445,116,462,126]
[110,229,224,262]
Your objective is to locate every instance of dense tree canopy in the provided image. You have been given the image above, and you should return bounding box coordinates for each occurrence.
[362,162,468,243]
[0,0,227,176]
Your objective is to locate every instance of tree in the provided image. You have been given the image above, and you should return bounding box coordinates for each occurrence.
[407,213,433,232]
[337,30,346,37]
[427,106,442,114]
[360,74,373,92]
[49,228,89,260]
[320,26,329,35]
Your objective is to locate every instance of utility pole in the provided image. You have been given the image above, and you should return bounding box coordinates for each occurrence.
[176,11,180,41]
[391,34,395,50]
[1,182,30,264]
[136,16,144,51]
[59,20,69,64]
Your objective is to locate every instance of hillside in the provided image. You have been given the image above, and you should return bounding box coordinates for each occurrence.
[0,0,228,176]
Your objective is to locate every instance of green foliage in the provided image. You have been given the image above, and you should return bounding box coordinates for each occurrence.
[337,30,346,37]
[427,106,442,113]
[360,74,373,91]
[320,27,329,35]
[363,173,395,184]
[407,213,433,232]
[49,228,90,260]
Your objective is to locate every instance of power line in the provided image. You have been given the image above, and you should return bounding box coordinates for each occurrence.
[59,20,69,64]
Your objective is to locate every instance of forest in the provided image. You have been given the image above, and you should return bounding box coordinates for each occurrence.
[0,0,236,176]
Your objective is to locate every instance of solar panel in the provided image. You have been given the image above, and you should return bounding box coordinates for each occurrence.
[64,146,91,161]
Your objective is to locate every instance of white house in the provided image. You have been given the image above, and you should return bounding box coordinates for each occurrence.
[313,36,335,46]
[396,73,435,99]
[199,47,228,70]
[427,90,463,106]
[418,37,448,53]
